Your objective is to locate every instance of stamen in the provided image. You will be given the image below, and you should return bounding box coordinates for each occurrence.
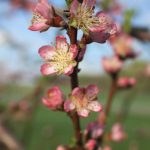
[32,12,47,24]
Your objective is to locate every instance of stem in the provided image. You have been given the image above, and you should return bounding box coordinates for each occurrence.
[96,74,119,149]
[105,74,118,118]
[67,27,83,150]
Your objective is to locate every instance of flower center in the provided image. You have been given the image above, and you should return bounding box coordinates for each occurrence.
[50,50,76,74]
[32,12,47,24]
[71,4,99,34]
[72,95,88,110]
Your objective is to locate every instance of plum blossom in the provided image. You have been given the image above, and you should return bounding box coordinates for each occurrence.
[64,85,102,117]
[89,11,117,43]
[111,123,126,142]
[42,86,64,110]
[109,33,138,59]
[29,0,54,32]
[117,77,136,89]
[102,56,123,74]
[85,121,104,139]
[39,36,78,76]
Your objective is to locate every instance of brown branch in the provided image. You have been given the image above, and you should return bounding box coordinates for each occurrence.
[105,74,118,118]
[130,27,150,41]
[67,27,83,150]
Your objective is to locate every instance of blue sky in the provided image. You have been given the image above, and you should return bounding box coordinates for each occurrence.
[0,0,150,78]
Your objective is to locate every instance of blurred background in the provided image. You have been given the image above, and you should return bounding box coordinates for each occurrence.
[0,0,150,150]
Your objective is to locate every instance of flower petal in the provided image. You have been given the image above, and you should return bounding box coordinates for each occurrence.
[64,100,75,112]
[56,36,68,52]
[82,0,96,10]
[39,45,56,60]
[89,31,110,43]
[77,108,89,117]
[42,97,52,107]
[86,85,99,100]
[40,63,56,75]
[72,87,85,100]
[35,1,53,19]
[70,0,79,14]
[64,65,74,76]
[47,86,63,99]
[87,101,102,112]
[28,23,49,31]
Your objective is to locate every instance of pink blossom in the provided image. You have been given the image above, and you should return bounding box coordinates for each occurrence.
[85,139,96,150]
[64,85,102,117]
[109,33,137,59]
[117,77,136,89]
[69,0,117,40]
[39,36,78,76]
[89,11,117,43]
[85,121,104,139]
[102,56,123,74]
[42,86,64,110]
[111,123,126,142]
[29,0,54,32]
[69,0,98,34]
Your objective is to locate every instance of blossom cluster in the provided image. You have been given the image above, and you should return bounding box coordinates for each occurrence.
[42,85,102,117]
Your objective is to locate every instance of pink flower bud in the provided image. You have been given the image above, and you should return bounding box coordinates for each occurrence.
[109,33,138,60]
[85,121,104,139]
[102,56,123,74]
[117,77,136,89]
[42,86,64,110]
[111,123,126,142]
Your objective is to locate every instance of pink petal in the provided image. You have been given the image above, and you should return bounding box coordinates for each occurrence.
[40,63,56,75]
[42,97,51,107]
[47,86,63,98]
[35,1,53,19]
[109,24,117,35]
[77,108,89,117]
[56,36,68,52]
[64,100,75,112]
[28,23,49,31]
[89,30,110,43]
[87,101,102,112]
[39,45,56,60]
[86,85,99,100]
[64,65,74,76]
[82,0,96,10]
[69,44,78,59]
[72,87,85,100]
[70,0,79,14]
